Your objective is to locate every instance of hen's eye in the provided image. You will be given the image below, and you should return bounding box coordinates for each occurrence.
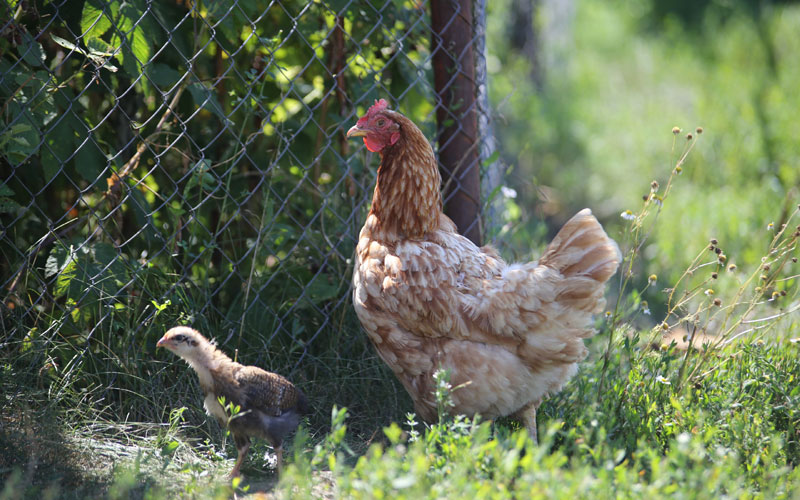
[376,119,386,127]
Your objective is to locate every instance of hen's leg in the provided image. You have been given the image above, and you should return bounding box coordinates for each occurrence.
[513,401,539,444]
[230,434,251,478]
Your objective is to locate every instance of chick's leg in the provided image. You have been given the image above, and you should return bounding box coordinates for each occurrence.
[230,434,251,478]
[275,445,283,476]
[513,401,540,444]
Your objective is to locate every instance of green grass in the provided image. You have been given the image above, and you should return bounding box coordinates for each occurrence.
[3,330,800,498]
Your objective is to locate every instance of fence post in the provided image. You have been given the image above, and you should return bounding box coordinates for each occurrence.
[431,0,482,245]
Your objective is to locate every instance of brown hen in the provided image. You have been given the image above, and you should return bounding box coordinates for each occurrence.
[157,326,308,476]
[347,99,621,441]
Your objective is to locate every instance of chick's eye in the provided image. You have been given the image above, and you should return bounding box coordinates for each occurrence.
[175,334,185,342]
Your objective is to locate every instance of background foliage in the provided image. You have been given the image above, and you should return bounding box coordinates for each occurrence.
[1,0,444,435]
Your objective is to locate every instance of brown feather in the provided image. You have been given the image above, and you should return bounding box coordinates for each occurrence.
[350,106,621,428]
[157,326,307,476]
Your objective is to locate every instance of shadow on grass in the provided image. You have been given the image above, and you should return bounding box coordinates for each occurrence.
[0,393,109,499]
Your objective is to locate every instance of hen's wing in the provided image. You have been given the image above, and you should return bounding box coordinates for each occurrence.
[459,208,621,364]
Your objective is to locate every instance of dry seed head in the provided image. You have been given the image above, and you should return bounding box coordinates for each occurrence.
[710,238,718,245]
[792,257,798,263]
[728,263,737,271]
[714,247,722,255]
[760,274,768,281]
[661,321,670,331]
[711,272,718,279]
[713,298,722,306]
[762,264,770,271]
[651,180,659,191]
[696,127,703,134]
[718,254,727,263]
[781,290,787,296]
[672,126,681,134]
[686,133,693,140]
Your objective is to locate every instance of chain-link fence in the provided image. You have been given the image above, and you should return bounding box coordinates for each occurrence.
[0,0,501,424]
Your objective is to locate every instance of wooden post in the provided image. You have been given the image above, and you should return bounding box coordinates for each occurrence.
[431,0,482,245]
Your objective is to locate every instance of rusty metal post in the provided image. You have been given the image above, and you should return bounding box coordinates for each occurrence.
[431,0,482,245]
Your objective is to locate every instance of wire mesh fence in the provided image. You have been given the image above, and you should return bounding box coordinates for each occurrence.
[0,0,500,422]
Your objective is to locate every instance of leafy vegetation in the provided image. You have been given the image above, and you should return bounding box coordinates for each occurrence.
[1,0,433,438]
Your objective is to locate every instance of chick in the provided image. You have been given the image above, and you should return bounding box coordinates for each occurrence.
[157,326,308,477]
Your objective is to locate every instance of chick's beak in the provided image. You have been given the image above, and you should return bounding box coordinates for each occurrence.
[346,124,367,138]
[156,336,168,348]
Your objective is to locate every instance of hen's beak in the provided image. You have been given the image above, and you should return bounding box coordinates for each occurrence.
[346,124,367,138]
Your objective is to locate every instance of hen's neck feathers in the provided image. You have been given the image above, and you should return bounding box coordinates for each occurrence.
[370,112,442,239]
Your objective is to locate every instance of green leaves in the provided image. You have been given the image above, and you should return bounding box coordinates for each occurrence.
[78,0,153,76]
[45,242,129,325]
[80,1,114,39]
[0,182,21,214]
[17,30,45,67]
[51,34,118,72]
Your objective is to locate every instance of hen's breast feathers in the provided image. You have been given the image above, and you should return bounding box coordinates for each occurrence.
[353,208,620,419]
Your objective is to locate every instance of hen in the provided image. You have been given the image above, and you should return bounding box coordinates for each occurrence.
[157,326,308,476]
[346,100,620,440]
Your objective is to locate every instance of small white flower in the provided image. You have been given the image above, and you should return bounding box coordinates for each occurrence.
[620,210,636,221]
[656,375,671,385]
[501,186,517,199]
[642,306,651,315]
[767,221,775,231]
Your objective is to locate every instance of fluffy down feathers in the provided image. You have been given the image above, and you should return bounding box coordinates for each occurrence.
[157,326,308,476]
[348,101,621,432]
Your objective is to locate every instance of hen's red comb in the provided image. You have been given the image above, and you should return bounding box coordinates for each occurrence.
[357,99,390,125]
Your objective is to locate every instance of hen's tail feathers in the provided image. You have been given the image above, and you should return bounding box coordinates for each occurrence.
[515,209,621,366]
[539,209,621,285]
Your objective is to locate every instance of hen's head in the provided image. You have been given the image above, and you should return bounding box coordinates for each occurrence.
[347,99,401,153]
[157,326,209,362]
